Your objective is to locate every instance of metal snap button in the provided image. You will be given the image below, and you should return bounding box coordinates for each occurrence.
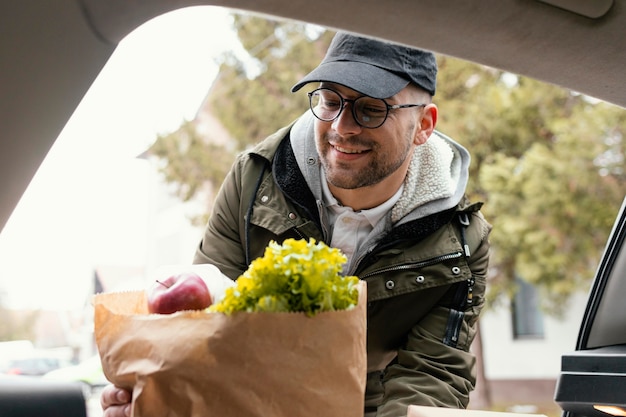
[261,195,269,203]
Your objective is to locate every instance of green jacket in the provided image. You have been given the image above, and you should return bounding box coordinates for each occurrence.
[194,114,492,417]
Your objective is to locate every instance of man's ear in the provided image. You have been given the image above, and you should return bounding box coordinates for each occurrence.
[414,104,438,145]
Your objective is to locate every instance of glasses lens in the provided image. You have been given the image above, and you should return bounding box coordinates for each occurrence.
[309,88,343,121]
[308,88,390,128]
[353,97,388,128]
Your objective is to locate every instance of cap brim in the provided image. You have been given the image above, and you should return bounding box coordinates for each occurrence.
[291,61,410,99]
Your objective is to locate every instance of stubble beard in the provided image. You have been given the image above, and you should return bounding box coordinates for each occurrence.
[319,130,414,190]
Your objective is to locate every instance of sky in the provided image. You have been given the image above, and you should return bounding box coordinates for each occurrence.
[0,6,242,310]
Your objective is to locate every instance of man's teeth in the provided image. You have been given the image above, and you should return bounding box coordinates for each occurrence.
[335,145,364,154]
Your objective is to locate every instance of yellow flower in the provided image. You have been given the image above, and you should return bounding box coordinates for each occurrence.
[210,238,359,315]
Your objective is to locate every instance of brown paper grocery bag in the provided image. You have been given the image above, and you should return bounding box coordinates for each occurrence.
[94,281,367,417]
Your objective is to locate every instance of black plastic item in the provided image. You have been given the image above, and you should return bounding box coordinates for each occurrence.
[0,376,87,417]
[555,198,626,417]
[554,345,626,417]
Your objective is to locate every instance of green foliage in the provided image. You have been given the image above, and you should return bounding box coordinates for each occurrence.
[147,120,235,225]
[151,13,626,316]
[439,69,626,314]
[210,16,332,149]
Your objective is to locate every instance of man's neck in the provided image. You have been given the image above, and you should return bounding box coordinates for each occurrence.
[328,176,405,211]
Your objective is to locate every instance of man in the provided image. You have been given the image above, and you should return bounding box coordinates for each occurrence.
[102,31,491,417]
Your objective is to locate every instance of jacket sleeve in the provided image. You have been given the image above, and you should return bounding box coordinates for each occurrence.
[377,212,491,416]
[192,154,249,280]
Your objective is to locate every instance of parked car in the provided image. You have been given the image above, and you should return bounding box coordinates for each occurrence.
[1,356,67,377]
[553,198,626,416]
[1,1,625,417]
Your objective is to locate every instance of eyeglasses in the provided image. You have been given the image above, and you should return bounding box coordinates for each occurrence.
[307,87,426,129]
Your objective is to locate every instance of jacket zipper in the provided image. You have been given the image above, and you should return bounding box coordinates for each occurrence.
[292,228,307,240]
[358,251,464,280]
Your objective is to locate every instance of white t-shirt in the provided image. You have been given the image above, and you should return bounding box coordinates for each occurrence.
[320,170,403,268]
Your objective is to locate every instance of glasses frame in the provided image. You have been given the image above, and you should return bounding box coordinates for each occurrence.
[307,87,426,129]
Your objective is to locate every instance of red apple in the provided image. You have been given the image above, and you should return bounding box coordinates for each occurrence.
[147,272,212,314]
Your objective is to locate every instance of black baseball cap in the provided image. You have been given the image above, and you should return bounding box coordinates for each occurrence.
[291,32,437,98]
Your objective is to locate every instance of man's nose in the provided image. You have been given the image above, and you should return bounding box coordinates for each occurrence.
[331,102,362,135]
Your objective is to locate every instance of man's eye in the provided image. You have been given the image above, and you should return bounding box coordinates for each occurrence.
[322,100,341,109]
[361,105,387,116]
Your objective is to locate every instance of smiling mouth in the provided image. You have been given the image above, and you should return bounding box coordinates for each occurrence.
[334,145,367,154]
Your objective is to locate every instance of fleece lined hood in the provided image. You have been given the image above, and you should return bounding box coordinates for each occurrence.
[289,111,470,225]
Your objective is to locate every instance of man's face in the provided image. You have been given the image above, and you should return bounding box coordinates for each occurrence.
[314,82,426,190]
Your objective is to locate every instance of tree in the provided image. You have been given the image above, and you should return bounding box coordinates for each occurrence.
[209,15,333,148]
[436,66,626,313]
[148,120,235,225]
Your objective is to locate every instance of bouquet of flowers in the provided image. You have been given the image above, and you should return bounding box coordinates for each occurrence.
[94,238,367,417]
